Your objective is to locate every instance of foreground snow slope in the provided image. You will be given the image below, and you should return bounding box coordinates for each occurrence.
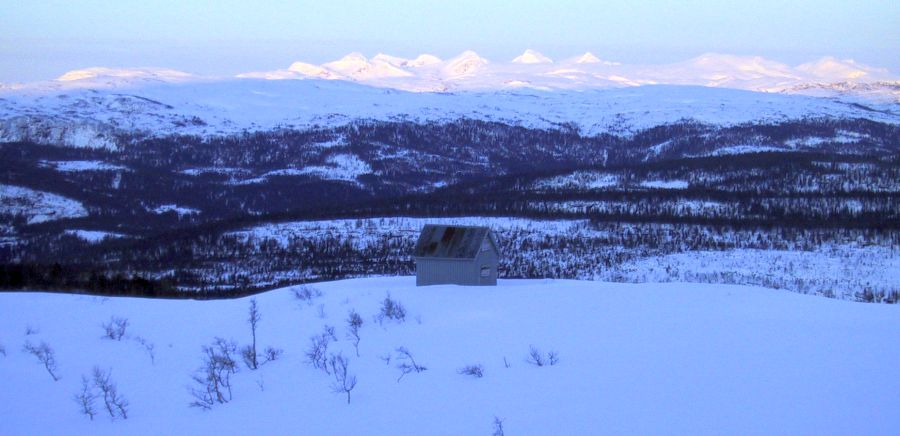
[1,278,898,435]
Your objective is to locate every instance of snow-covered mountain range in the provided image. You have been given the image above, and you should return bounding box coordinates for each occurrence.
[0,50,897,149]
[0,80,897,150]
[4,50,898,100]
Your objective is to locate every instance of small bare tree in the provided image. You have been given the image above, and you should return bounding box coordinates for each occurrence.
[189,338,238,409]
[493,416,505,436]
[132,336,155,364]
[323,325,337,341]
[346,310,363,357]
[92,367,129,420]
[262,346,283,363]
[526,345,559,367]
[328,353,357,404]
[458,364,484,378]
[23,340,59,381]
[74,375,97,420]
[395,346,427,382]
[101,317,129,341]
[245,299,261,370]
[292,285,322,305]
[547,351,559,366]
[376,293,407,325]
[305,327,335,373]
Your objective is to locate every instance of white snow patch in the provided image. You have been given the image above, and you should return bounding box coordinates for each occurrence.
[40,160,129,172]
[180,167,250,176]
[533,171,620,190]
[64,229,127,243]
[640,179,689,189]
[235,154,371,185]
[151,204,200,216]
[0,184,88,224]
[703,145,787,156]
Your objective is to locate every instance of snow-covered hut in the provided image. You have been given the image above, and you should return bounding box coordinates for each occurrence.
[413,225,499,286]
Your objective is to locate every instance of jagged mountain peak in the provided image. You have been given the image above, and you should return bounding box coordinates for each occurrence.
[512,49,553,64]
[575,52,601,64]
[444,51,490,77]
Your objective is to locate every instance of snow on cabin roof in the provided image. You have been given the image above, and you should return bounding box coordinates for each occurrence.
[413,224,493,259]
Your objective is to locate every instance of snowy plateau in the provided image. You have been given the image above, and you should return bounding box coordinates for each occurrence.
[1,277,899,435]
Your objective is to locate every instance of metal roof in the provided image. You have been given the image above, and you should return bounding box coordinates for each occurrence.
[413,224,494,259]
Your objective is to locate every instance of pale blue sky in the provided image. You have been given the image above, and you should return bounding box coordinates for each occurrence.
[1,0,897,82]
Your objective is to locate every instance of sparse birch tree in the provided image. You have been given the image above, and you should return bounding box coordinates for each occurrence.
[74,375,97,420]
[92,367,129,420]
[244,299,260,370]
[23,341,59,381]
[190,338,239,409]
[328,353,357,404]
[346,309,363,357]
[101,317,129,340]
[395,346,427,382]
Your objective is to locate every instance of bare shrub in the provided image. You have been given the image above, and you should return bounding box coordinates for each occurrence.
[25,325,39,336]
[74,375,97,420]
[23,340,59,381]
[377,293,407,325]
[547,351,560,366]
[0,343,6,357]
[323,325,337,341]
[395,346,427,382]
[328,353,357,404]
[346,309,363,357]
[292,285,322,305]
[526,345,559,367]
[189,338,238,409]
[262,346,283,363]
[101,317,129,341]
[493,416,505,436]
[458,364,484,378]
[526,346,545,366]
[305,327,335,373]
[132,336,155,364]
[92,367,129,420]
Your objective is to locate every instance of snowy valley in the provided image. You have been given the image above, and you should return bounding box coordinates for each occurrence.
[1,53,898,302]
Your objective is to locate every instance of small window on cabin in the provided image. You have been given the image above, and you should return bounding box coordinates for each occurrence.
[480,266,491,277]
[481,239,491,252]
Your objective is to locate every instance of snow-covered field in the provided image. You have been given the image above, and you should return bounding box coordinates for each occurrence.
[1,277,898,435]
[611,247,900,301]
[226,217,898,301]
[0,184,88,224]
